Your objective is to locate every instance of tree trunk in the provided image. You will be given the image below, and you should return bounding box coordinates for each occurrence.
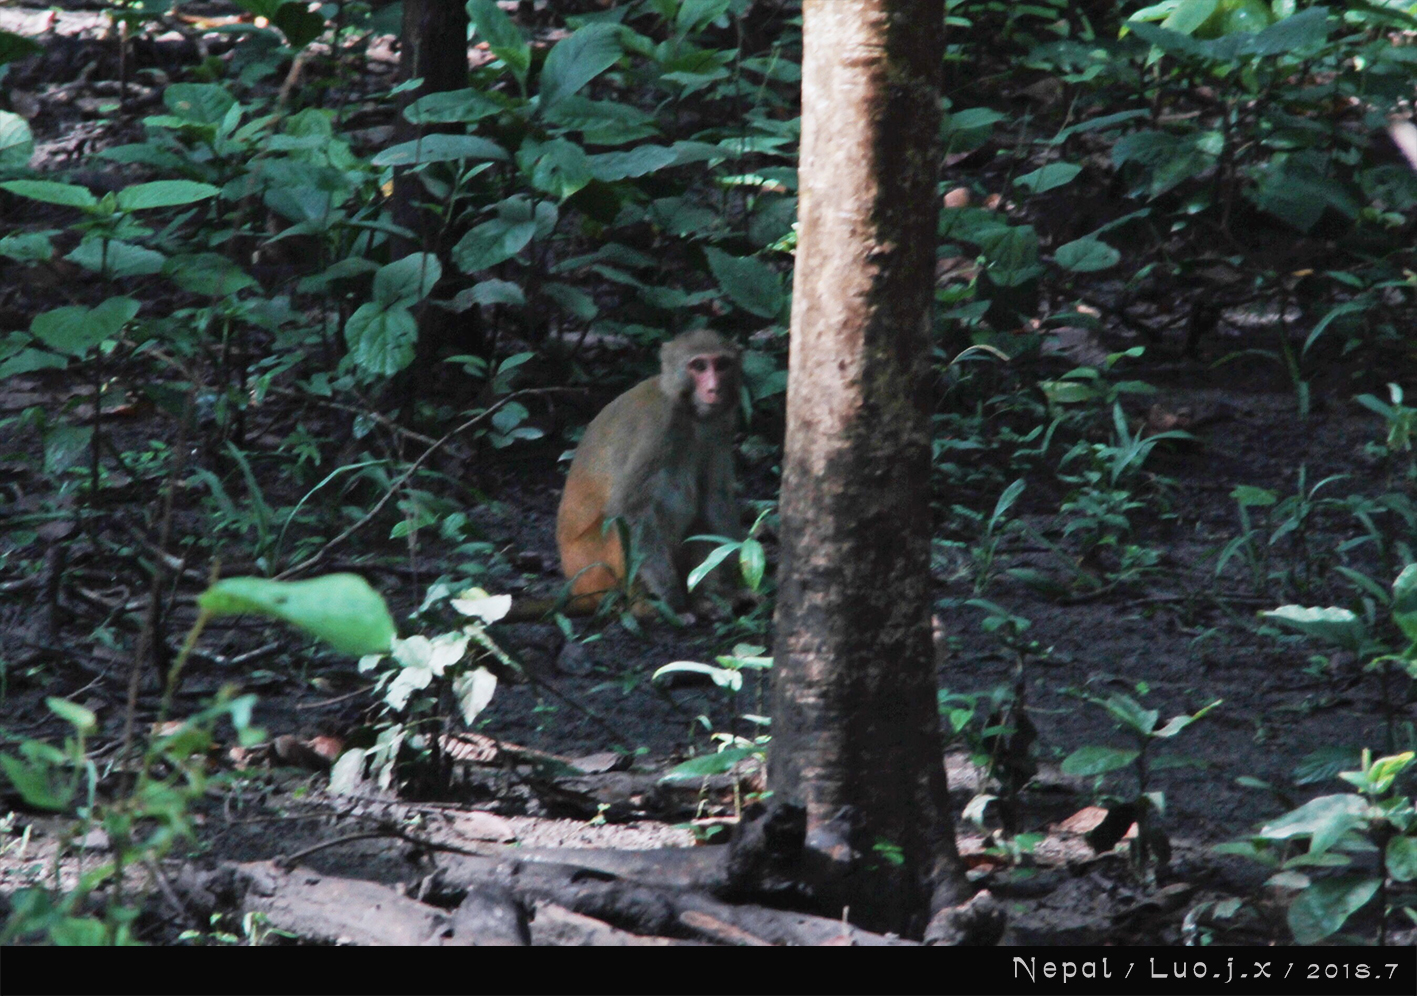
[769,0,969,937]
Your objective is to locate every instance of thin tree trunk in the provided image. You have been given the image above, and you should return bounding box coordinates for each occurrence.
[769,0,970,938]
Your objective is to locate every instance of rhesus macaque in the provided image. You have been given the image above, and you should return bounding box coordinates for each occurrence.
[556,329,742,617]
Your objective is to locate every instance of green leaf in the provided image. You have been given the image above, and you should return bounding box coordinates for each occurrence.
[43,424,92,476]
[543,95,657,145]
[373,253,442,306]
[404,88,504,125]
[1391,564,1417,642]
[116,180,220,212]
[976,224,1040,287]
[1287,875,1379,944]
[588,145,678,182]
[687,544,736,592]
[46,697,97,733]
[458,279,526,308]
[1055,237,1120,273]
[659,745,761,782]
[538,23,622,110]
[1061,745,1139,776]
[1100,693,1159,735]
[1388,835,1417,883]
[0,753,73,810]
[520,138,594,200]
[371,133,509,167]
[0,110,34,169]
[0,29,43,66]
[1230,484,1276,507]
[0,348,66,379]
[1260,794,1367,854]
[1261,605,1368,652]
[0,231,54,262]
[66,239,166,278]
[163,254,257,297]
[1015,162,1081,194]
[163,83,237,125]
[704,247,783,318]
[542,282,597,320]
[467,0,530,83]
[740,538,766,592]
[451,218,536,273]
[343,303,418,377]
[1250,153,1359,234]
[0,180,97,209]
[272,0,326,48]
[32,297,140,357]
[198,574,396,657]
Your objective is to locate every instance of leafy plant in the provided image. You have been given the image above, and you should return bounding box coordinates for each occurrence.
[332,588,513,795]
[1263,564,1417,753]
[1062,690,1221,882]
[655,645,772,808]
[1221,749,1416,945]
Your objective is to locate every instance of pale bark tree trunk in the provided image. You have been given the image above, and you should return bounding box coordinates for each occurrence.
[769,0,985,940]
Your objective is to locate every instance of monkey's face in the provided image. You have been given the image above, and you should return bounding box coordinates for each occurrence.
[686,352,737,418]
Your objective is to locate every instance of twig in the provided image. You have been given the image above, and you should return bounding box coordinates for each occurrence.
[276,389,568,578]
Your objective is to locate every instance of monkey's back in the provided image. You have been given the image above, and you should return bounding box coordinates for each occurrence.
[556,376,672,593]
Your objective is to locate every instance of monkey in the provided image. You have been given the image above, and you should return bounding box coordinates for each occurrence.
[554,328,743,618]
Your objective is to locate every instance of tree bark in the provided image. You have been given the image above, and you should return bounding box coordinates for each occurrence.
[769,0,969,937]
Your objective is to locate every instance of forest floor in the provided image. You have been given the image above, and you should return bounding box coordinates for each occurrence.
[1,4,1414,948]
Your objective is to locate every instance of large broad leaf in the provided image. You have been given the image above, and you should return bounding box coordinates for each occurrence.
[1015,162,1081,194]
[1287,875,1379,944]
[163,253,257,297]
[538,22,621,110]
[43,424,92,475]
[66,239,166,278]
[467,0,530,83]
[372,253,441,306]
[272,0,326,48]
[659,745,762,782]
[543,96,657,145]
[0,110,34,169]
[198,574,396,657]
[975,223,1041,287]
[519,138,593,201]
[1261,605,1368,652]
[0,231,54,263]
[1061,745,1139,776]
[371,134,508,167]
[116,180,220,212]
[0,348,67,379]
[0,29,43,66]
[403,88,503,126]
[451,218,536,273]
[1055,237,1120,273]
[344,303,417,377]
[1390,564,1417,642]
[1238,5,1331,58]
[163,82,237,125]
[704,247,783,318]
[588,145,678,182]
[0,180,97,209]
[31,297,140,357]
[1260,794,1367,855]
[1250,153,1359,234]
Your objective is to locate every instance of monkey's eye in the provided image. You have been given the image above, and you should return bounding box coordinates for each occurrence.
[689,358,709,372]
[713,357,735,371]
